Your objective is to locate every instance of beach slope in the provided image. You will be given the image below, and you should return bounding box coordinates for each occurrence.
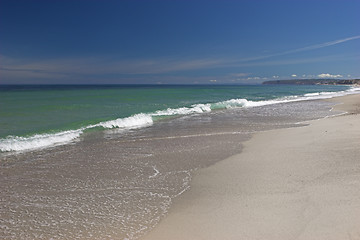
[142,94,360,240]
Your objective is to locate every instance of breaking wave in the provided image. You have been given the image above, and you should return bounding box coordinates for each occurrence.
[0,130,83,152]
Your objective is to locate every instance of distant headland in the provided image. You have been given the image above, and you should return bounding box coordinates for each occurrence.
[262,79,360,85]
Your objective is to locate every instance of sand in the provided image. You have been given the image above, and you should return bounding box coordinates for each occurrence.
[141,93,360,240]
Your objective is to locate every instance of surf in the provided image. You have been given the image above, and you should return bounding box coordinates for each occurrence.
[1,86,359,153]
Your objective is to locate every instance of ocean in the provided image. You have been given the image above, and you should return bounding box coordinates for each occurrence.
[0,84,356,152]
[1,84,359,239]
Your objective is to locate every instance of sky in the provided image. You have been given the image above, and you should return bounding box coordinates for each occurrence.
[0,0,359,85]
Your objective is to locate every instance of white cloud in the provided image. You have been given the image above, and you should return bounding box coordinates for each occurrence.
[209,79,217,82]
[272,75,279,78]
[318,73,343,78]
[291,74,297,77]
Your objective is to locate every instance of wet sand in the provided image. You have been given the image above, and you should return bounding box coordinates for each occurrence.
[142,93,360,240]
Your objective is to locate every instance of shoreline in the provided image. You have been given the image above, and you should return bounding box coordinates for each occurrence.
[141,93,360,240]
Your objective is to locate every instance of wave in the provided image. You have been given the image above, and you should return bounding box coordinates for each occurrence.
[152,104,212,116]
[304,91,340,97]
[96,113,153,129]
[0,114,154,153]
[1,86,359,153]
[0,130,83,152]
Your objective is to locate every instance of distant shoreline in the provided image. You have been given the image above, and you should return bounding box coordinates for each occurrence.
[262,79,360,85]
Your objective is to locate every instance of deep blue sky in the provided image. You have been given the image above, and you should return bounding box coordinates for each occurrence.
[1,0,359,84]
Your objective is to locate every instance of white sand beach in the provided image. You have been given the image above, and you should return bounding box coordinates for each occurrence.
[142,94,360,240]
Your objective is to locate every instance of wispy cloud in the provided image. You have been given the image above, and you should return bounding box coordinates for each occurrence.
[234,35,360,62]
[0,56,226,77]
[282,36,360,54]
[1,36,359,83]
[230,73,250,77]
[232,53,360,68]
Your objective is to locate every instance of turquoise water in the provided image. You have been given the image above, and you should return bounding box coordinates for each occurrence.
[0,84,353,152]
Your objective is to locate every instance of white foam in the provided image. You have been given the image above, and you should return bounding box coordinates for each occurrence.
[152,103,211,116]
[96,113,153,129]
[217,97,291,108]
[215,98,248,108]
[149,165,160,178]
[0,129,83,152]
[348,87,360,92]
[213,86,360,110]
[0,114,154,152]
[304,91,339,97]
